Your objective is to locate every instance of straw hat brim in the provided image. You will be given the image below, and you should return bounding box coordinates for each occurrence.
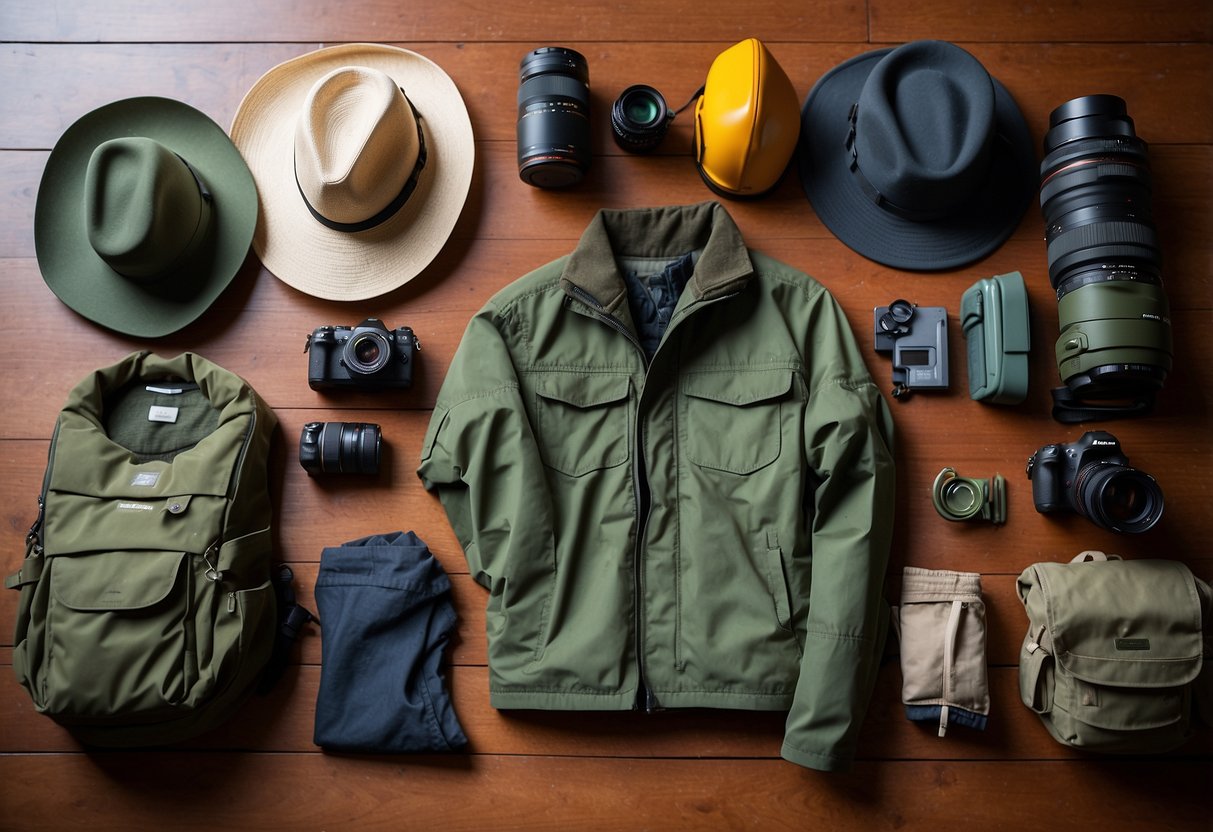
[230,44,475,301]
[34,97,258,337]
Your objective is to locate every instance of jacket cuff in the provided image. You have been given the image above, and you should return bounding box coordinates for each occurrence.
[779,739,853,772]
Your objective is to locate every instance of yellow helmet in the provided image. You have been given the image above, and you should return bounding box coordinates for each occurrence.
[694,39,801,197]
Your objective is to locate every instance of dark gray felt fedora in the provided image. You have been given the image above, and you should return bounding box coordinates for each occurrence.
[797,41,1036,271]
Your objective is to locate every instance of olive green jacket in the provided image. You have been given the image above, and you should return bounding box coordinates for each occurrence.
[418,202,895,771]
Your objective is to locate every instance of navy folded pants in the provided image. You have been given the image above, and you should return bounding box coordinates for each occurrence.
[313,531,467,753]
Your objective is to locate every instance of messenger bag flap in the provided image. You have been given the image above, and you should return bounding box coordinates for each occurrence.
[1037,558,1204,689]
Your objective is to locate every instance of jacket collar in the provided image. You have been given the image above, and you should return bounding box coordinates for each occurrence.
[560,202,755,315]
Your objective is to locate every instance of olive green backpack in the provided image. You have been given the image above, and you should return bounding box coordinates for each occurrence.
[6,352,280,746]
[1018,551,1213,754]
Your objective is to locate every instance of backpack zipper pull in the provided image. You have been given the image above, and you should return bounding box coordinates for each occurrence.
[202,540,223,582]
[26,494,45,548]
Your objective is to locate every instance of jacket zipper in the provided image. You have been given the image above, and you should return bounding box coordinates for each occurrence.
[567,283,741,713]
[567,286,657,710]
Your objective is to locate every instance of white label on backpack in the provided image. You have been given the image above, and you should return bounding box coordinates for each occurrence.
[146,385,186,395]
[117,502,155,512]
[130,471,161,487]
[148,405,179,423]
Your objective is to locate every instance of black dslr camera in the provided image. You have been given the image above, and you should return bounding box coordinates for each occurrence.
[1026,430,1164,534]
[305,319,418,391]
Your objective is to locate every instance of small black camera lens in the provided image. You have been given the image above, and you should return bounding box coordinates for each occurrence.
[611,85,672,153]
[299,422,381,476]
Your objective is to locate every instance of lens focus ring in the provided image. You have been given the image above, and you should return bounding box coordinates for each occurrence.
[1047,220,1158,267]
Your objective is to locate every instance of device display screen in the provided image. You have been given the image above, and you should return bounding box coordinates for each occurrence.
[901,349,932,366]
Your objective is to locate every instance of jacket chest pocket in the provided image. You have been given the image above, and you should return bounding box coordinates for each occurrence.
[682,369,793,474]
[535,372,632,477]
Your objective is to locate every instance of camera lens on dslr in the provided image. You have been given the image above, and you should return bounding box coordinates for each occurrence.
[1027,430,1164,534]
[1039,95,1173,419]
[299,422,381,476]
[343,329,390,375]
[611,85,672,153]
[517,46,591,188]
[1073,463,1164,534]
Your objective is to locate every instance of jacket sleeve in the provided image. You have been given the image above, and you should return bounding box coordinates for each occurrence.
[781,290,896,772]
[416,305,554,593]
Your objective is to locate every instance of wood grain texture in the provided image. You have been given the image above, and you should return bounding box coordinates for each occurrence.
[2,662,1210,759]
[3,43,1210,149]
[870,0,1213,43]
[0,0,868,43]
[0,755,1210,832]
[1,1,1211,829]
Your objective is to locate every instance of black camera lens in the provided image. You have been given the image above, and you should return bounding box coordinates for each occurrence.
[1072,462,1164,534]
[299,422,381,476]
[344,330,390,375]
[1039,95,1172,415]
[611,85,672,153]
[517,46,591,188]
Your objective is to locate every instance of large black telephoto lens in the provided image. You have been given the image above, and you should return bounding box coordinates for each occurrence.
[299,422,381,476]
[517,47,591,188]
[1039,95,1172,420]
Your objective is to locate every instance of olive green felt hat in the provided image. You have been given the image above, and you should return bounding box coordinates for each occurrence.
[34,97,258,338]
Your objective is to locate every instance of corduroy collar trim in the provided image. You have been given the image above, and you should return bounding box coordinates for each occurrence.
[560,201,754,315]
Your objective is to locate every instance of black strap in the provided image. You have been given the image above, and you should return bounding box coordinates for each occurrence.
[1050,385,1155,423]
[674,84,705,116]
[845,104,947,221]
[257,564,318,694]
[844,103,1008,223]
[295,94,428,234]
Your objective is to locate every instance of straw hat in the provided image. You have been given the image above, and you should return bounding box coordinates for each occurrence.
[34,98,258,337]
[231,44,474,300]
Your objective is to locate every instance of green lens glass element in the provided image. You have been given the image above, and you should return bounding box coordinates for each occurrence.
[625,95,660,126]
[611,85,671,153]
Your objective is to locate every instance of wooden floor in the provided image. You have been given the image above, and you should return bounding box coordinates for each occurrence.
[2,2,1211,829]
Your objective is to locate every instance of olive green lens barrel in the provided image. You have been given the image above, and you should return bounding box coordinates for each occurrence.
[1055,279,1173,387]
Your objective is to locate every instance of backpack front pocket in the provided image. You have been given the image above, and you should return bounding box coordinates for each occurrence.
[42,550,205,719]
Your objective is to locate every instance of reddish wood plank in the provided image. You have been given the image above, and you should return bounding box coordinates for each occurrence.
[4,43,1209,150]
[0,754,1209,831]
[871,0,1213,43]
[2,660,1210,761]
[0,1,867,43]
